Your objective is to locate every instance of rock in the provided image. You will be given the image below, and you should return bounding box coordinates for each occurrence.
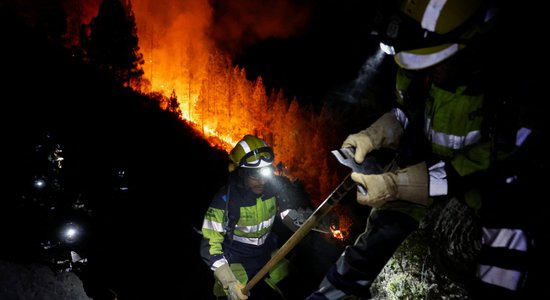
[0,259,91,300]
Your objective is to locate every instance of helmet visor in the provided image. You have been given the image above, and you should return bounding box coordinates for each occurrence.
[375,12,453,54]
[240,146,274,168]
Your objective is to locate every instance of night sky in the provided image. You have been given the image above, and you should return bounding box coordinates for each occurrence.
[230,0,380,106]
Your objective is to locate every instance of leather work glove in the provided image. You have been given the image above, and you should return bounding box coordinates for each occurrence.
[214,264,249,300]
[351,162,428,207]
[341,112,404,164]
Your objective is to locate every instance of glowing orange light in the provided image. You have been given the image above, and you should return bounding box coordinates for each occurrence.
[330,225,343,240]
[68,0,355,238]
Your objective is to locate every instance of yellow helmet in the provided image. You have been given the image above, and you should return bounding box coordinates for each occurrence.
[228,135,274,172]
[373,0,494,69]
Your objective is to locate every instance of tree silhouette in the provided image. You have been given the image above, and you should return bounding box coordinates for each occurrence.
[168,89,181,116]
[83,0,144,88]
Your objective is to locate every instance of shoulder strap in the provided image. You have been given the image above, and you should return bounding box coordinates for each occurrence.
[223,184,236,240]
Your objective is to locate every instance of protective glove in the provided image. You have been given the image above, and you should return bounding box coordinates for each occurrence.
[351,162,428,207]
[214,263,249,300]
[341,112,404,163]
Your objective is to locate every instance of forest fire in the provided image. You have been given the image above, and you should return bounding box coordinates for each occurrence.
[130,3,346,187]
[61,0,353,240]
[130,0,354,240]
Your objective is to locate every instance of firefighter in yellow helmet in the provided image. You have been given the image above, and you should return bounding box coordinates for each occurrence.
[308,0,544,299]
[200,135,313,299]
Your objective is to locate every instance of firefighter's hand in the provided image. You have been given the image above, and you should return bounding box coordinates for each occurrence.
[342,112,404,164]
[227,282,249,300]
[214,264,249,300]
[341,130,375,164]
[351,172,398,208]
[351,162,429,207]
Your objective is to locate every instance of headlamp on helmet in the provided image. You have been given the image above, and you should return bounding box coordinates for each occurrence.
[228,135,275,172]
[245,165,275,180]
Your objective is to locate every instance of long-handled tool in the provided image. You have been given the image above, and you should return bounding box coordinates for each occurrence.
[241,149,383,295]
[242,173,356,295]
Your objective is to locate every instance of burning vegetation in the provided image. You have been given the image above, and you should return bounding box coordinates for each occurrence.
[97,0,355,235]
[10,0,359,239]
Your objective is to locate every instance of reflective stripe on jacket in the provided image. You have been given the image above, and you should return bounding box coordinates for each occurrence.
[396,68,491,176]
[424,84,490,176]
[201,173,279,276]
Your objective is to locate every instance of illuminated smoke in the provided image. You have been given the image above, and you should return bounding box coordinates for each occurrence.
[340,48,386,105]
[209,0,312,55]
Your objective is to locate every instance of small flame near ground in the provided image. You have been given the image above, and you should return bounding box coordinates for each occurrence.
[330,225,345,240]
[331,218,352,241]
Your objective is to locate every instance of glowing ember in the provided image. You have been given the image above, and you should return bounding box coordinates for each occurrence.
[330,225,344,240]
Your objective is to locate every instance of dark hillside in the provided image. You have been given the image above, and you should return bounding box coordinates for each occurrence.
[1,8,228,299]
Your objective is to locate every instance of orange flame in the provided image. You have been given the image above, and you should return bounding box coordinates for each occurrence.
[67,0,354,237]
[330,225,344,240]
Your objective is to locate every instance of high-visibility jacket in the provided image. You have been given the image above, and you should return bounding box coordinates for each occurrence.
[379,67,493,222]
[386,66,534,297]
[200,172,302,297]
[307,62,541,299]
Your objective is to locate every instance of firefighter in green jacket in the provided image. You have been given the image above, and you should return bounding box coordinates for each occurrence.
[200,134,312,300]
[308,0,544,299]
